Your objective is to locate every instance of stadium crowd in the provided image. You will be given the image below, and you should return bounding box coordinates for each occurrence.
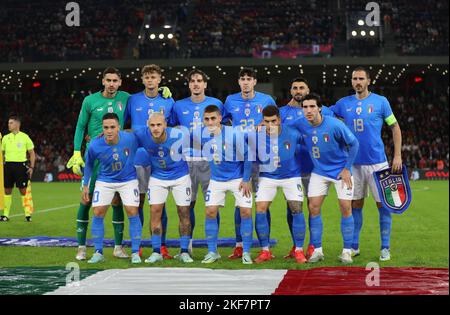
[1,84,448,174]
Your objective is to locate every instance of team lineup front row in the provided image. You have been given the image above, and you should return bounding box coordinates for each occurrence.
[68,66,402,265]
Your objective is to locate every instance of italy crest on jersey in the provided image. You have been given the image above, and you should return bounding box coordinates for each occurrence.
[312,136,318,144]
[244,108,251,117]
[323,134,330,142]
[356,107,362,115]
[373,165,412,214]
[113,153,119,161]
[284,141,291,150]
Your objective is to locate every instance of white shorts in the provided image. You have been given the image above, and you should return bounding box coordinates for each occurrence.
[148,175,192,206]
[255,177,304,202]
[92,180,140,207]
[352,162,389,202]
[205,179,253,208]
[136,165,151,194]
[308,173,354,200]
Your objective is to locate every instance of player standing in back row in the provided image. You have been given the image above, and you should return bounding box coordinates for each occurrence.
[330,67,402,261]
[222,67,276,259]
[171,69,224,255]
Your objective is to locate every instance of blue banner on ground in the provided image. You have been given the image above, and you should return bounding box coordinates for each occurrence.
[0,236,277,248]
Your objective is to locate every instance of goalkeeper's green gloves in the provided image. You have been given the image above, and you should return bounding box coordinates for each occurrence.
[158,86,172,99]
[66,151,85,176]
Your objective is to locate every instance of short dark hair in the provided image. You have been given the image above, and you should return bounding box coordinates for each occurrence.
[186,69,208,82]
[102,67,122,78]
[301,93,322,108]
[239,67,257,79]
[352,66,371,79]
[8,115,21,122]
[102,113,120,122]
[291,77,309,86]
[262,105,280,118]
[141,64,162,76]
[204,105,221,115]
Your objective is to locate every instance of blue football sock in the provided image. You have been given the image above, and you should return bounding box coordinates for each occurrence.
[341,215,354,250]
[151,234,161,254]
[161,206,168,246]
[180,235,190,253]
[352,207,363,250]
[287,205,294,244]
[292,212,306,248]
[255,212,270,248]
[92,216,104,254]
[267,208,272,239]
[189,206,196,237]
[205,218,218,253]
[378,207,392,250]
[216,210,221,232]
[138,207,144,226]
[240,217,253,253]
[128,215,142,254]
[234,207,242,243]
[309,215,323,248]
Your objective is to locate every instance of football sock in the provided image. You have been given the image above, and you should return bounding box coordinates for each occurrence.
[292,212,306,248]
[234,207,242,243]
[112,205,124,246]
[151,234,161,254]
[267,208,272,238]
[128,215,142,254]
[341,215,355,250]
[180,235,190,254]
[378,207,392,250]
[161,206,168,246]
[91,216,104,255]
[138,206,144,226]
[240,217,253,254]
[309,214,323,248]
[352,207,363,250]
[4,195,12,218]
[76,203,90,246]
[255,212,270,248]
[205,218,218,253]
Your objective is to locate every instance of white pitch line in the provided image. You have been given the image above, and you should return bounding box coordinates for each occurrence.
[9,204,78,218]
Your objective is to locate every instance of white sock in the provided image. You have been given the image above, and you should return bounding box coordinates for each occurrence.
[315,247,323,253]
[236,242,243,248]
[114,245,122,250]
[343,248,352,254]
[295,247,303,252]
[262,246,270,251]
[78,245,86,249]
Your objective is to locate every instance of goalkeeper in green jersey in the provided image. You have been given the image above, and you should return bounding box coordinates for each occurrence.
[67,67,131,261]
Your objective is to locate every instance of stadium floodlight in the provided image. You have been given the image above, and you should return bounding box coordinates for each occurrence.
[159,33,164,39]
[168,33,174,39]
[358,19,365,26]
[164,25,171,29]
[150,34,156,40]
[360,30,366,36]
[145,24,150,29]
[369,30,376,36]
[351,31,357,37]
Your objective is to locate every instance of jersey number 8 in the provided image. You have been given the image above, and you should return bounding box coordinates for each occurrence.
[312,146,320,159]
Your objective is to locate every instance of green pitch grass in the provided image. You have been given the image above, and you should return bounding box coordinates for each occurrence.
[0,181,448,270]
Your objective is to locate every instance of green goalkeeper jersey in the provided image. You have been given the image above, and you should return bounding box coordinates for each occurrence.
[73,91,130,151]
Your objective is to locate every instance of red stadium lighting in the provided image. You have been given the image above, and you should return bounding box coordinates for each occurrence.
[32,81,41,88]
[414,76,424,83]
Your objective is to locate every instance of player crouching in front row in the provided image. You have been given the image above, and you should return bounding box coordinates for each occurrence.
[82,113,143,264]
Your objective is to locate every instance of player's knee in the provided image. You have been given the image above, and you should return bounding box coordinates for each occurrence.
[240,208,252,218]
[352,199,364,208]
[308,203,321,216]
[205,208,217,219]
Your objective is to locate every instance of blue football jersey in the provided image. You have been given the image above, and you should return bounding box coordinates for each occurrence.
[134,127,189,180]
[257,126,302,179]
[297,116,359,180]
[124,91,175,167]
[84,131,138,185]
[199,125,251,182]
[171,96,224,158]
[223,91,276,131]
[280,105,334,175]
[331,92,396,165]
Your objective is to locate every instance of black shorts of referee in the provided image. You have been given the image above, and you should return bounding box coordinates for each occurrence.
[4,162,29,189]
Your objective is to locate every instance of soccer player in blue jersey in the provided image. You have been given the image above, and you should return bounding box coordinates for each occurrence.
[124,64,175,259]
[223,67,276,259]
[298,94,359,264]
[171,69,224,255]
[253,106,306,264]
[330,67,402,261]
[280,77,334,260]
[134,113,193,264]
[195,105,253,264]
[82,113,142,264]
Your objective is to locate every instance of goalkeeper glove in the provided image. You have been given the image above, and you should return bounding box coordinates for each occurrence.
[66,151,85,176]
[159,86,172,99]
